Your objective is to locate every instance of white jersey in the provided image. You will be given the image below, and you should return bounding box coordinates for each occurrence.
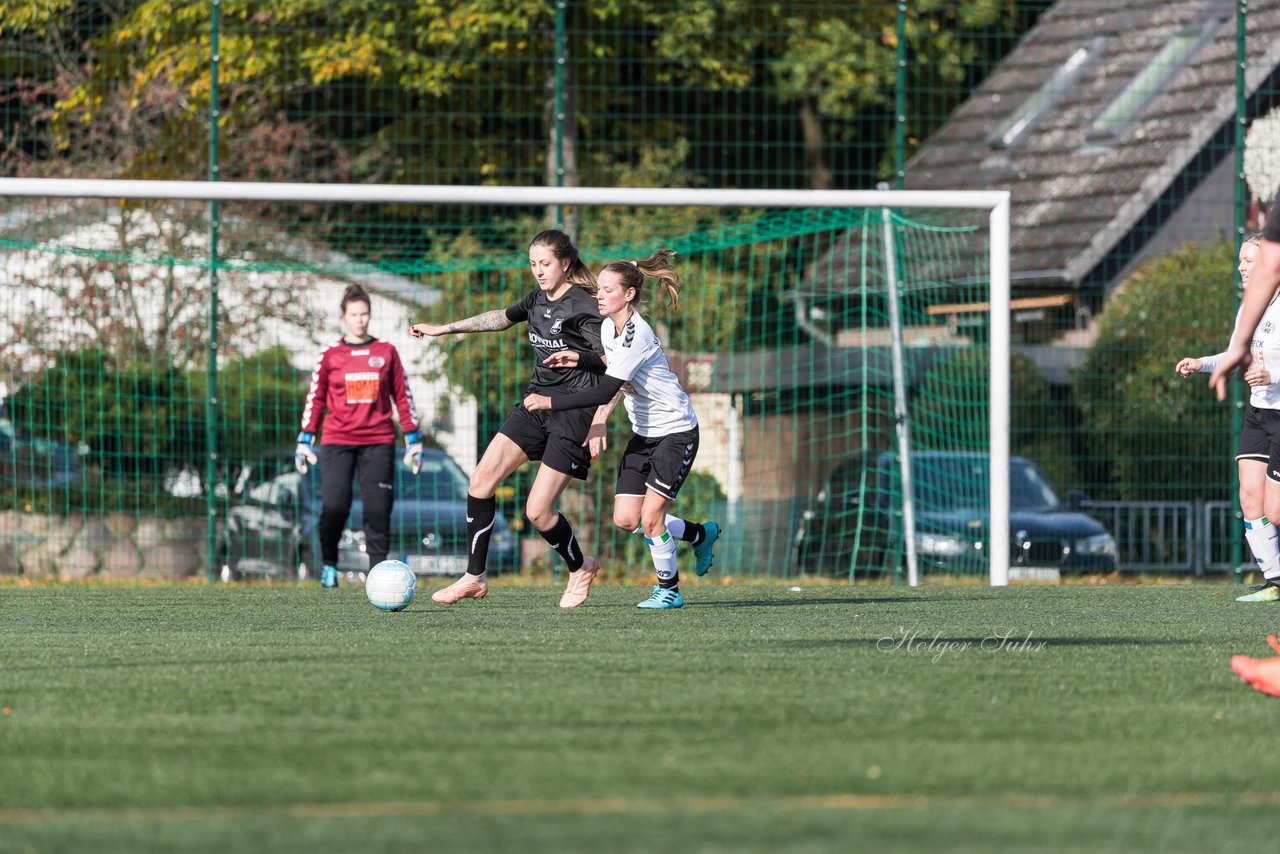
[601,312,698,437]
[1199,295,1280,410]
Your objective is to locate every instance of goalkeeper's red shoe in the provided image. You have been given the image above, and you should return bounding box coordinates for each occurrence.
[1231,635,1280,696]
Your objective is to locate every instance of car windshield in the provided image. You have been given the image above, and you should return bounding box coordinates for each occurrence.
[888,455,1061,513]
[394,455,470,502]
[240,452,471,507]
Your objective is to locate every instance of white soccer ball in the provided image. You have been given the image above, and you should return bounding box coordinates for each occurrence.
[365,560,417,612]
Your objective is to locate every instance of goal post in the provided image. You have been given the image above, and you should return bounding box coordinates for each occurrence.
[0,178,1011,586]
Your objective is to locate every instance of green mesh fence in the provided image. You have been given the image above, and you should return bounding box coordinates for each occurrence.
[0,2,1051,189]
[2,0,1278,582]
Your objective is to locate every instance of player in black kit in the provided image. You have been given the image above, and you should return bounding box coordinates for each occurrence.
[409,229,607,608]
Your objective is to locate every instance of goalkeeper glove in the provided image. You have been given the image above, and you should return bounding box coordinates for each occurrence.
[403,431,424,474]
[295,432,318,474]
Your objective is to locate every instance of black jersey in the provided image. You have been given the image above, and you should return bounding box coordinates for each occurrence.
[505,286,604,394]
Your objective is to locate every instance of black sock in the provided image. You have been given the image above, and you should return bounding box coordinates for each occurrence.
[658,571,680,591]
[466,494,496,576]
[677,521,706,546]
[538,513,584,571]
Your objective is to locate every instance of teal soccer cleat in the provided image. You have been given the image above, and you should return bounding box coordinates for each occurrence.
[694,521,720,577]
[321,564,339,589]
[637,586,684,609]
[1238,584,1280,602]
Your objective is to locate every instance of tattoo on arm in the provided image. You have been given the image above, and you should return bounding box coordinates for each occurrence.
[447,310,513,334]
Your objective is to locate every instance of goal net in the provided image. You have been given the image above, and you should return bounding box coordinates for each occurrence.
[0,180,1010,586]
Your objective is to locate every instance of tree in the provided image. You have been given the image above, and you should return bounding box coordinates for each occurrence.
[1075,241,1237,501]
[912,348,1081,489]
[0,203,324,385]
[213,346,308,464]
[2,1,1038,193]
[7,349,202,478]
[6,346,305,498]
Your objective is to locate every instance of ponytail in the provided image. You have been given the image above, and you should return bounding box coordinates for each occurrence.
[600,249,682,312]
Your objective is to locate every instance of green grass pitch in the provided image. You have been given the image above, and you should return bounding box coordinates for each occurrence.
[2,582,1279,853]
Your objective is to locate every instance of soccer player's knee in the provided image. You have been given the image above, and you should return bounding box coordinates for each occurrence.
[613,509,639,532]
[640,511,666,539]
[525,501,557,531]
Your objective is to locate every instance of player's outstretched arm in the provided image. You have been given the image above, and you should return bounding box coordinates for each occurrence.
[1175,357,1203,378]
[410,309,513,339]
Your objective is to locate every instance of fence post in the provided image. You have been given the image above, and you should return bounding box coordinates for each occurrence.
[205,0,222,583]
[552,0,567,230]
[1232,0,1247,584]
[894,3,907,189]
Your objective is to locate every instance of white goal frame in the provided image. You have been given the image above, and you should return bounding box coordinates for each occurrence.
[0,178,1012,586]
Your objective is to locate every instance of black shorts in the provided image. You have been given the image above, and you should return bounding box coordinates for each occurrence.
[499,403,593,480]
[615,427,699,501]
[1238,406,1280,482]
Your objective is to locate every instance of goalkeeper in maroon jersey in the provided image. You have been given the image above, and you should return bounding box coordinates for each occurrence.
[295,284,423,588]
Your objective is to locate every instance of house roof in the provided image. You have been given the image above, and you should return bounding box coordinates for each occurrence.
[898,0,1280,291]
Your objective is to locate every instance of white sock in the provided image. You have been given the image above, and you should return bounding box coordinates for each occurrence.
[645,529,678,585]
[1244,517,1280,579]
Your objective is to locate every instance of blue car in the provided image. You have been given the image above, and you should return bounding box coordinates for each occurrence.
[220,447,517,582]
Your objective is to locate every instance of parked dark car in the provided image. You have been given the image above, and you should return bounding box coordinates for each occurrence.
[0,420,84,489]
[791,451,1118,578]
[219,447,517,582]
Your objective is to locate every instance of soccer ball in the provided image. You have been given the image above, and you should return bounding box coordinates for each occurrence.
[365,560,417,612]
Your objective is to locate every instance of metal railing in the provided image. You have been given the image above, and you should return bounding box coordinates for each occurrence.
[1083,499,1244,574]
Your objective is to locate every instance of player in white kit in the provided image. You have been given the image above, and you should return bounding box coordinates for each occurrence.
[524,251,719,609]
[1176,235,1280,600]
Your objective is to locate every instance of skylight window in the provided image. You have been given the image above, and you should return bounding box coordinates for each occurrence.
[988,37,1106,150]
[1085,12,1226,144]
